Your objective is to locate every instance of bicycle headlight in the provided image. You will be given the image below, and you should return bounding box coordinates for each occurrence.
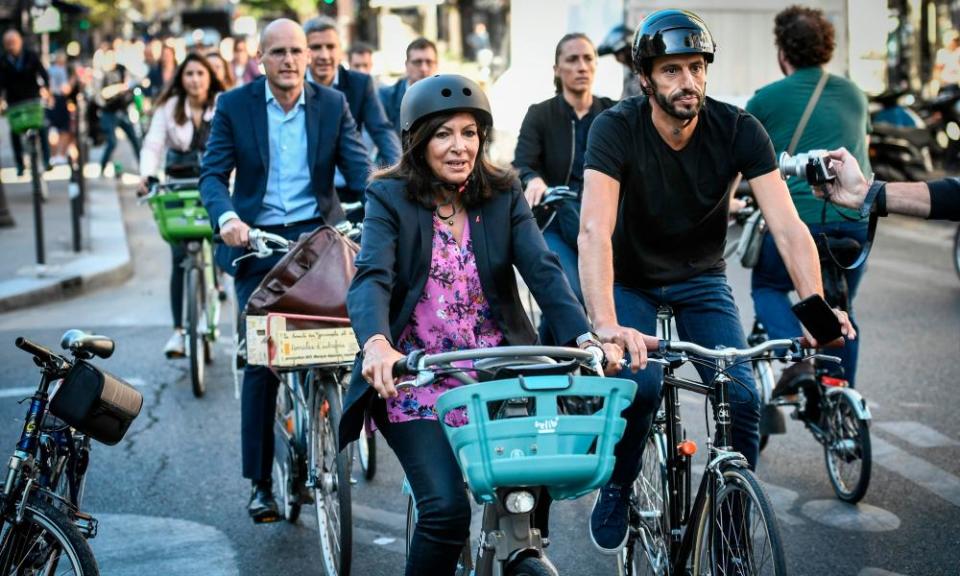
[504,490,536,514]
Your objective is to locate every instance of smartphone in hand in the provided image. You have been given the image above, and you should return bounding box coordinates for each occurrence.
[791,295,842,345]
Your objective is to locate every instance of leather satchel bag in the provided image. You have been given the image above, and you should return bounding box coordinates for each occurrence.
[245,225,359,318]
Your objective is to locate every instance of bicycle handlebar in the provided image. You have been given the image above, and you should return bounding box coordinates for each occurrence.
[391,345,601,388]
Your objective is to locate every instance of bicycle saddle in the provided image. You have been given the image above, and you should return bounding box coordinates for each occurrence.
[60,330,115,360]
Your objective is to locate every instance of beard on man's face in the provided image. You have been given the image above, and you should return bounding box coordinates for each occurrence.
[649,77,705,121]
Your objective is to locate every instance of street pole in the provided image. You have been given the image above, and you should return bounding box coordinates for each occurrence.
[0,172,14,228]
[28,131,45,266]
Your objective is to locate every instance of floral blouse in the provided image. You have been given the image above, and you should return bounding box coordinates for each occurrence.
[386,214,504,424]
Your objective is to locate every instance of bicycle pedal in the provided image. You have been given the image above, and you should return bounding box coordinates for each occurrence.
[73,511,98,538]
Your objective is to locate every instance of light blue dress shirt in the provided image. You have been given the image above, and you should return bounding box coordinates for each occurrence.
[255,84,316,226]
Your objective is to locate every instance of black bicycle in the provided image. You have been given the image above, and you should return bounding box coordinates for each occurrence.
[622,306,831,576]
[751,234,873,503]
[6,330,142,575]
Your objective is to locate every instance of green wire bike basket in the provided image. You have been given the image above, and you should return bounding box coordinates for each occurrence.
[435,375,637,504]
[6,99,45,135]
[147,188,213,243]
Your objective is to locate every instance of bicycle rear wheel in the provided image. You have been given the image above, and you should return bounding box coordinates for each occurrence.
[312,377,352,576]
[0,495,99,575]
[625,431,670,576]
[186,267,206,398]
[822,393,872,503]
[692,466,786,576]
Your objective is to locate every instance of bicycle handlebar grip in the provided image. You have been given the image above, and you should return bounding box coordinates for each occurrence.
[15,337,56,364]
[392,349,424,379]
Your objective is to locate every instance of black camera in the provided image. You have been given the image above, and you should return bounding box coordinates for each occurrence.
[778,150,836,186]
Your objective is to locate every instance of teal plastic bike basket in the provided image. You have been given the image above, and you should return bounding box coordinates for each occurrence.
[147,189,213,243]
[6,100,44,135]
[434,375,637,504]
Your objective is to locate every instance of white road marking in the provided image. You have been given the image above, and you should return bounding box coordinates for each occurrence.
[0,376,147,399]
[373,536,397,546]
[89,513,238,575]
[800,500,901,532]
[875,421,960,448]
[872,436,960,508]
[858,568,909,576]
[758,482,805,527]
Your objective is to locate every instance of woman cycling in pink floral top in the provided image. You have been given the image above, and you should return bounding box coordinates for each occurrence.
[340,75,622,576]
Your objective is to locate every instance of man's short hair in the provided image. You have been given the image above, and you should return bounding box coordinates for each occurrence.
[405,37,437,60]
[774,5,835,69]
[303,16,338,38]
[348,41,375,57]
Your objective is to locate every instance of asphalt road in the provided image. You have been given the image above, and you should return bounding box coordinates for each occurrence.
[0,186,957,576]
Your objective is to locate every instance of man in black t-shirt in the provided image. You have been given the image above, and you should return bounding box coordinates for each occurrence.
[579,10,856,554]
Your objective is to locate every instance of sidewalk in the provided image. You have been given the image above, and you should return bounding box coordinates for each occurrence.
[0,118,136,313]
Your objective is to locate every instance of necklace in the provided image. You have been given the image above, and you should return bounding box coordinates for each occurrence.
[436,202,458,226]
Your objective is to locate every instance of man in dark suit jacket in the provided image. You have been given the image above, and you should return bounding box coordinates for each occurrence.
[302,17,400,167]
[378,37,439,140]
[0,30,51,174]
[199,18,371,523]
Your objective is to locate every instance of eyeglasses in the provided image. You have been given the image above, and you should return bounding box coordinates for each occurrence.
[266,47,305,59]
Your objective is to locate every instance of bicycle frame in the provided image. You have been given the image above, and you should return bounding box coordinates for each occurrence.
[651,306,751,570]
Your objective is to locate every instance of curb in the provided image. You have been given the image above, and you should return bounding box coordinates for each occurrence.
[0,182,134,313]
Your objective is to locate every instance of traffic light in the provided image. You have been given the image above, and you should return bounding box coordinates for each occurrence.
[319,0,337,18]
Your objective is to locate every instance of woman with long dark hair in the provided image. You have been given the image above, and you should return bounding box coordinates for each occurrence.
[139,53,225,358]
[341,74,622,575]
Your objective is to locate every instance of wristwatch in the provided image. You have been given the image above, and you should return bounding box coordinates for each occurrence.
[576,331,602,349]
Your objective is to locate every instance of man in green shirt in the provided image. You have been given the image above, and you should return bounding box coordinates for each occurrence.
[746,5,871,387]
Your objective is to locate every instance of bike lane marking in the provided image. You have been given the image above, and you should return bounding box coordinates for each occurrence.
[800,500,900,532]
[874,421,960,448]
[89,513,238,575]
[871,435,960,508]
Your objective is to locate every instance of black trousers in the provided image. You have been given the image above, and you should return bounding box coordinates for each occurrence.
[372,401,553,576]
[233,221,320,481]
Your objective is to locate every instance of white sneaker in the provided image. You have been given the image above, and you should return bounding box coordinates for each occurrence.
[163,330,185,359]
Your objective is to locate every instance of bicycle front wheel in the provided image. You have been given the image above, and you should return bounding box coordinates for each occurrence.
[823,393,872,503]
[0,495,99,575]
[625,431,670,576]
[356,421,377,481]
[312,377,352,576]
[186,267,206,398]
[692,466,786,576]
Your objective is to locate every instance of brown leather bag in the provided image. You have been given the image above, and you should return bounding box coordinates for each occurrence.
[245,225,359,319]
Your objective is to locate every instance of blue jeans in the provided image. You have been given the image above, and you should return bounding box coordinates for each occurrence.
[539,201,582,345]
[610,273,760,485]
[751,221,867,386]
[99,110,141,170]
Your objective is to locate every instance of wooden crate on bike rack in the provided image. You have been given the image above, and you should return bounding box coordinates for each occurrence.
[246,313,358,369]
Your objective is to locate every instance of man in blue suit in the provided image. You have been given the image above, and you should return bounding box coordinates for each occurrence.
[379,37,439,140]
[199,18,371,523]
[303,17,400,169]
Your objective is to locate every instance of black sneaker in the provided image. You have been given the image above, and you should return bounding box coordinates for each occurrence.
[248,483,281,524]
[590,483,629,554]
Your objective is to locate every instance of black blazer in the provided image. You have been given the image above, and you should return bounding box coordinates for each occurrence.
[513,93,617,189]
[333,65,401,165]
[339,177,591,449]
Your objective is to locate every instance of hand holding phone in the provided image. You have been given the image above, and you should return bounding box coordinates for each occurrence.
[791,295,843,346]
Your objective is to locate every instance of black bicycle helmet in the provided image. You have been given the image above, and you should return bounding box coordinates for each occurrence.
[398,74,493,139]
[597,24,633,56]
[632,9,716,73]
